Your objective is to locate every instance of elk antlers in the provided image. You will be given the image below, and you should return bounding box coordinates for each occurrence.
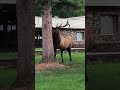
[56,20,70,28]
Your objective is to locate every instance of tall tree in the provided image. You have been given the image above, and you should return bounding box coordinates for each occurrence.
[52,0,82,18]
[41,0,55,63]
[35,0,85,18]
[11,0,35,89]
[35,0,41,16]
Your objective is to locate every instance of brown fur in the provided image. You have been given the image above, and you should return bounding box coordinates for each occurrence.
[52,21,74,63]
[52,28,74,63]
[59,35,74,49]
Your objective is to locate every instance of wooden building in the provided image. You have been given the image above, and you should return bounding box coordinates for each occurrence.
[35,16,85,48]
[0,0,35,89]
[86,0,120,62]
[0,0,17,51]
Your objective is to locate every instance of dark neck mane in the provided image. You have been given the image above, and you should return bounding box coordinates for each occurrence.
[53,30,61,47]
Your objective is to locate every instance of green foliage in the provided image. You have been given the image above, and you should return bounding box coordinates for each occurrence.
[35,0,41,16]
[52,0,85,18]
[35,0,85,17]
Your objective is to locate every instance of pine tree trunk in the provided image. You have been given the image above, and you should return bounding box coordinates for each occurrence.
[41,0,55,63]
[11,0,35,90]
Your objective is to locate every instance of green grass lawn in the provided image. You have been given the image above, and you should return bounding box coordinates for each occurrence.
[0,52,85,90]
[35,48,42,51]
[0,47,42,60]
[0,52,18,59]
[35,52,85,90]
[0,52,17,89]
[1,51,120,90]
[0,68,17,89]
[87,63,120,90]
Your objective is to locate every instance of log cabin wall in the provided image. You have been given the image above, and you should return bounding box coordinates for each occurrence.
[86,6,120,52]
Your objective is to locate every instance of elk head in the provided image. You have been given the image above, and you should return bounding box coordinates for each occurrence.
[53,20,70,33]
[52,20,70,46]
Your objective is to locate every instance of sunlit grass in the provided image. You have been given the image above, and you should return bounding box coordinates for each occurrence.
[35,52,85,64]
[0,51,85,90]
[35,52,85,90]
[35,48,42,51]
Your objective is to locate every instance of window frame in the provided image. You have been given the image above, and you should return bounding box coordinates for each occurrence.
[0,25,4,31]
[7,25,12,31]
[100,15,117,35]
[12,25,16,30]
[76,31,85,42]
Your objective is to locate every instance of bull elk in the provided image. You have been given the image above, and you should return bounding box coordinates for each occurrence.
[52,21,74,63]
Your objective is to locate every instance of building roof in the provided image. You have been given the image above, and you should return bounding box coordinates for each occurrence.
[35,16,85,29]
[86,0,120,6]
[0,0,16,4]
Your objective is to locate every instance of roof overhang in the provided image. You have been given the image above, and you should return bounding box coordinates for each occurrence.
[0,0,16,4]
[35,16,85,29]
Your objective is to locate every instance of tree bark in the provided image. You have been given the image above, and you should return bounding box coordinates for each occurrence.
[11,0,35,90]
[41,0,55,63]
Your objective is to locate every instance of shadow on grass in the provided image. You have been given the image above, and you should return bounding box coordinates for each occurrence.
[0,68,17,90]
[87,63,120,90]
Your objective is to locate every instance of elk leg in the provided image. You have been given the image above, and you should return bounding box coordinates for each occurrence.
[67,48,72,62]
[61,49,64,63]
[54,49,56,59]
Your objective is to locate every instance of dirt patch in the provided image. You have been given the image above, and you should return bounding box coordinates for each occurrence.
[35,62,69,71]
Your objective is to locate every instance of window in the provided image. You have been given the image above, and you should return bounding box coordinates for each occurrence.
[12,25,16,30]
[0,25,3,31]
[7,25,11,31]
[100,15,116,35]
[35,36,37,39]
[38,35,42,40]
[76,32,84,41]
